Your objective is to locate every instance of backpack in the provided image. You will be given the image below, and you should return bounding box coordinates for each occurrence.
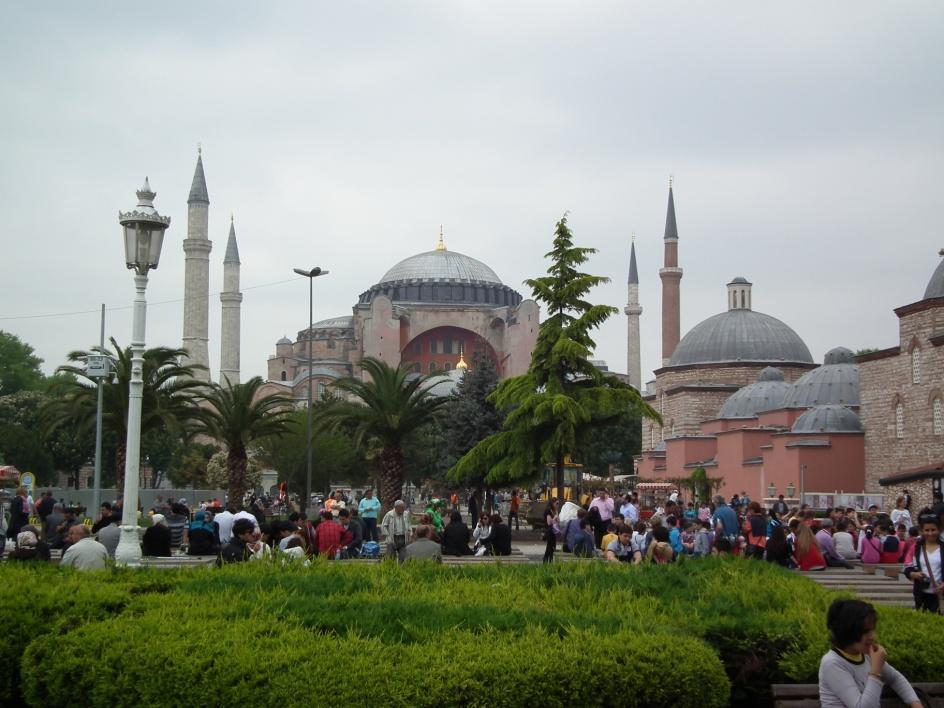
[360,541,381,559]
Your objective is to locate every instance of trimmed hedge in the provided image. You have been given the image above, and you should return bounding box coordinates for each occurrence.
[2,558,942,707]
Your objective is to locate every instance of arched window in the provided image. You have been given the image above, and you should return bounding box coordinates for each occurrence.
[280,371,286,381]
[444,362,452,371]
[934,397,943,436]
[912,348,921,384]
[649,426,655,449]
[317,382,326,398]
[413,362,421,374]
[429,362,437,374]
[895,403,904,440]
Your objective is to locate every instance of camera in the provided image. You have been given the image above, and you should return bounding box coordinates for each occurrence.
[917,575,931,590]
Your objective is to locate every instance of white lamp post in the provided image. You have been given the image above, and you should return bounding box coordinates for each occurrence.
[114,178,170,566]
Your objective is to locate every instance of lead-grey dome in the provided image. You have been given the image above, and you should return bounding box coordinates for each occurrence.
[924,257,944,300]
[718,367,793,419]
[668,309,813,367]
[782,348,859,407]
[276,335,292,345]
[312,316,354,330]
[792,405,863,433]
[379,250,502,285]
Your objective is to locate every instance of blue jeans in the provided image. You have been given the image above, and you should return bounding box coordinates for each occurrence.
[363,517,378,542]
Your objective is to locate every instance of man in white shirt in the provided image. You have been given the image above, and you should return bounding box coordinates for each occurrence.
[214,508,236,544]
[60,525,108,571]
[233,509,261,534]
[619,495,639,524]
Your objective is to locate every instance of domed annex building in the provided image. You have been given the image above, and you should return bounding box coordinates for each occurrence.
[858,254,944,511]
[635,185,870,504]
[264,234,539,398]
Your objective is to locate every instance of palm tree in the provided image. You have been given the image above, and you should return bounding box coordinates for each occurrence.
[42,338,205,489]
[319,357,449,512]
[192,376,294,507]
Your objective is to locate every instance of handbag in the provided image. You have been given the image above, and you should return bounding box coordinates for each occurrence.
[922,546,944,615]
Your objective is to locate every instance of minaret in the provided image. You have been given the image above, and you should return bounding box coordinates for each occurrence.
[181,147,212,381]
[659,178,682,365]
[624,234,642,389]
[220,214,242,385]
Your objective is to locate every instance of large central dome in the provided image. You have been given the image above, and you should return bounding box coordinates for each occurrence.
[379,249,502,285]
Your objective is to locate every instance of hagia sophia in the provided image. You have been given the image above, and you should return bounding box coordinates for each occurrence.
[176,151,943,511]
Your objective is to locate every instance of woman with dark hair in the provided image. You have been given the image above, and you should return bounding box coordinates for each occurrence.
[859,525,882,564]
[484,514,511,556]
[764,519,791,567]
[903,510,944,614]
[745,501,768,559]
[819,599,920,707]
[542,498,559,564]
[441,510,472,556]
[187,511,219,556]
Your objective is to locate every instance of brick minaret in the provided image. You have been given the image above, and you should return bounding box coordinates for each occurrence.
[624,235,642,389]
[182,148,212,381]
[220,215,242,385]
[659,179,682,365]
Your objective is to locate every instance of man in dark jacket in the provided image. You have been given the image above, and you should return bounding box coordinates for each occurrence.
[219,518,257,564]
[337,509,362,558]
[484,514,512,556]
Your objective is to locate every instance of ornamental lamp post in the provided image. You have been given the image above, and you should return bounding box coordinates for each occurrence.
[293,266,330,515]
[114,178,170,566]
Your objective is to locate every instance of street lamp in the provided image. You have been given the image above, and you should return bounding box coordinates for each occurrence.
[114,178,170,566]
[293,266,329,514]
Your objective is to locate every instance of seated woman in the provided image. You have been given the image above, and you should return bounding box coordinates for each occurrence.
[419,513,441,544]
[472,513,491,556]
[8,528,51,562]
[859,526,882,564]
[141,514,172,557]
[187,511,219,556]
[440,510,472,556]
[832,520,859,560]
[819,598,921,707]
[793,523,826,571]
[878,522,902,564]
[764,521,791,567]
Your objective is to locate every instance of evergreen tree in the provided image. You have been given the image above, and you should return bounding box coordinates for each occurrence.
[448,214,660,498]
[0,331,45,396]
[439,350,504,486]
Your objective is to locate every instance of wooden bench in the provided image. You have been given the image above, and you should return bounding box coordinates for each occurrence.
[772,682,944,707]
[858,563,906,579]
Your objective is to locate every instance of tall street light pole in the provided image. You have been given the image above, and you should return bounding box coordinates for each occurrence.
[114,179,170,566]
[293,266,329,514]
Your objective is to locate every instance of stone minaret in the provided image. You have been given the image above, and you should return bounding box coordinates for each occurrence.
[220,215,242,385]
[659,179,682,365]
[624,235,642,389]
[182,148,212,381]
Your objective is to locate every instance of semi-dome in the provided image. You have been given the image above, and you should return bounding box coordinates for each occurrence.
[379,249,502,285]
[312,315,354,330]
[791,405,863,433]
[668,309,813,367]
[718,367,793,419]
[924,256,944,300]
[782,348,859,408]
[276,335,292,345]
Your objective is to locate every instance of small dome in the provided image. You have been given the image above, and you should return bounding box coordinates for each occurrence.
[669,309,813,367]
[924,256,944,300]
[791,405,863,433]
[824,346,855,365]
[379,249,502,285]
[276,336,292,345]
[757,366,784,382]
[729,276,751,284]
[783,351,859,407]
[718,367,793,419]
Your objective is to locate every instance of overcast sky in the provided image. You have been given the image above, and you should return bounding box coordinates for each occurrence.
[1,2,942,385]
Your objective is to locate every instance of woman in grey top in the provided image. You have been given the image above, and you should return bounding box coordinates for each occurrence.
[818,599,920,707]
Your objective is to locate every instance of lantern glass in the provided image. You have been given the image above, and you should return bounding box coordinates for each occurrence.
[123,223,166,271]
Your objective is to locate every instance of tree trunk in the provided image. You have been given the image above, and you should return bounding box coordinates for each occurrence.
[228,447,249,510]
[115,444,127,493]
[555,450,564,502]
[379,445,404,516]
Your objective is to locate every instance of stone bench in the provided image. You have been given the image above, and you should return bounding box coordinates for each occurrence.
[772,682,944,707]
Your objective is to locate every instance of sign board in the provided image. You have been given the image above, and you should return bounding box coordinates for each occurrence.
[20,471,35,495]
[0,466,19,482]
[86,355,111,378]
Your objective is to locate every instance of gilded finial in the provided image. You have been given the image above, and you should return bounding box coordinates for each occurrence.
[631,231,636,243]
[456,353,468,371]
[436,225,446,251]
[668,175,673,189]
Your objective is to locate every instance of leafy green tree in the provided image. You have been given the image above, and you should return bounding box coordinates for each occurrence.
[191,377,294,506]
[166,442,219,489]
[318,357,449,511]
[449,215,660,498]
[42,339,206,490]
[0,331,45,396]
[0,392,55,482]
[572,410,642,478]
[255,407,367,496]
